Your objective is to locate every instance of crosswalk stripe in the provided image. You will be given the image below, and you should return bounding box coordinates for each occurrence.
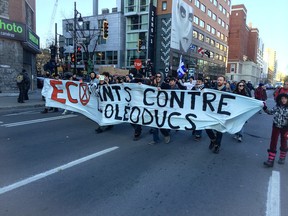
[1,114,78,127]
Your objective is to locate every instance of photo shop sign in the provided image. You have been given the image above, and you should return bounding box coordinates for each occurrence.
[42,79,263,134]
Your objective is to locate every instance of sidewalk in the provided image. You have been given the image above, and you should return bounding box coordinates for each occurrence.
[0,89,45,110]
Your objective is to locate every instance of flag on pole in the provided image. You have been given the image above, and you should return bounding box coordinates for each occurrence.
[204,50,211,58]
[189,44,196,52]
[198,47,205,56]
[177,55,187,79]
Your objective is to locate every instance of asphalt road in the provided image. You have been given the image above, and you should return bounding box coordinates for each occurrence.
[0,90,287,216]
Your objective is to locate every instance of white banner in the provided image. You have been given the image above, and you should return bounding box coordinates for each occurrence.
[42,79,263,134]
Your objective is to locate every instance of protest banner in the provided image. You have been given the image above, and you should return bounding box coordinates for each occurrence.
[42,79,263,134]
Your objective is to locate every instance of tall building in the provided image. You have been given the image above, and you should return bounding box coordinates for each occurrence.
[0,0,40,93]
[226,4,262,84]
[62,1,126,73]
[155,0,230,79]
[264,47,277,83]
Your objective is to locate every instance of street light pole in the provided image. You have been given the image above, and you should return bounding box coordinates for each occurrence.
[73,2,83,75]
[73,2,77,75]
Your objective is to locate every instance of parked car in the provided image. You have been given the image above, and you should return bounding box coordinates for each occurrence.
[264,83,274,90]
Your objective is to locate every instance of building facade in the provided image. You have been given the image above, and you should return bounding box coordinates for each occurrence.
[0,0,40,93]
[155,0,230,79]
[226,4,262,85]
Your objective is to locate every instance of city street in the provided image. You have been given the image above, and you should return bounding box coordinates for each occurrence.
[0,90,287,216]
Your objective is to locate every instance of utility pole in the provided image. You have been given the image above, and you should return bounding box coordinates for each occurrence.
[55,23,58,75]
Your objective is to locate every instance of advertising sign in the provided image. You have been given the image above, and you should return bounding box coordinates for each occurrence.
[0,17,26,41]
[171,0,193,53]
[27,28,40,49]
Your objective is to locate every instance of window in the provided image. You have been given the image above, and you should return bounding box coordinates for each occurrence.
[224,46,227,52]
[210,39,215,46]
[226,24,229,30]
[214,0,218,7]
[162,1,167,10]
[223,8,226,15]
[219,4,223,12]
[195,0,200,8]
[193,30,198,38]
[211,27,215,34]
[194,16,199,25]
[217,31,220,38]
[200,4,206,12]
[199,33,204,41]
[222,20,225,28]
[199,20,205,28]
[216,42,220,48]
[127,0,135,12]
[220,44,223,50]
[208,9,212,17]
[220,33,224,40]
[212,13,216,21]
[218,17,222,25]
[206,24,211,32]
[205,37,210,44]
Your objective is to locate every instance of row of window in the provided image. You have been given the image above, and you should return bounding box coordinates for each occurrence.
[193,16,228,42]
[195,0,230,19]
[190,44,227,63]
[193,30,227,53]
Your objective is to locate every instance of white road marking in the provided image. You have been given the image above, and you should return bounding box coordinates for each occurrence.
[1,114,78,127]
[266,170,280,216]
[0,146,119,195]
[3,111,36,116]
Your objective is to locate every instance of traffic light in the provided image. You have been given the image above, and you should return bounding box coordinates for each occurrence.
[50,45,56,59]
[102,20,109,39]
[71,54,75,63]
[137,39,143,52]
[59,47,65,59]
[76,46,82,62]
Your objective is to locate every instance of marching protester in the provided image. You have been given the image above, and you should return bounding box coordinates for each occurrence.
[254,83,267,114]
[41,73,60,113]
[262,93,288,167]
[273,80,288,100]
[206,75,228,153]
[191,77,205,141]
[232,81,250,142]
[95,72,114,133]
[130,73,146,140]
[148,72,171,145]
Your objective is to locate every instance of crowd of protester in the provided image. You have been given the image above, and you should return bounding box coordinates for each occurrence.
[38,70,288,167]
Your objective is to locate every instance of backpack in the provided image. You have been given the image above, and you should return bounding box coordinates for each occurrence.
[16,74,24,83]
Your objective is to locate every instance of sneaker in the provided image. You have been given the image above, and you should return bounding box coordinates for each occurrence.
[233,135,238,140]
[95,128,103,133]
[213,145,220,154]
[164,135,170,144]
[238,136,242,142]
[41,109,48,114]
[148,141,156,145]
[278,158,285,164]
[209,140,216,150]
[62,110,67,115]
[194,136,201,141]
[133,133,141,141]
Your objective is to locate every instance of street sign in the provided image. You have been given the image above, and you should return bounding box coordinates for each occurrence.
[134,59,142,70]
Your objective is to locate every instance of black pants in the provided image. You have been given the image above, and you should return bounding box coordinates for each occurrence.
[205,129,223,146]
[18,85,25,102]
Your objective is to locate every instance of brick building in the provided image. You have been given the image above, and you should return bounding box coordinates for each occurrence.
[0,0,40,93]
[226,4,262,84]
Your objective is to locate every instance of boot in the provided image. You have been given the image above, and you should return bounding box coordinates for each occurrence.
[278,147,287,164]
[41,108,48,114]
[264,149,277,167]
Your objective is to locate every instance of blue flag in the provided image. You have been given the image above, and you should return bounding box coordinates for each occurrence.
[177,55,187,79]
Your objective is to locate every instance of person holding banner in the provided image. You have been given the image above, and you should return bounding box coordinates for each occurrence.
[263,93,288,167]
[206,75,228,153]
[148,73,171,145]
[232,81,250,142]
